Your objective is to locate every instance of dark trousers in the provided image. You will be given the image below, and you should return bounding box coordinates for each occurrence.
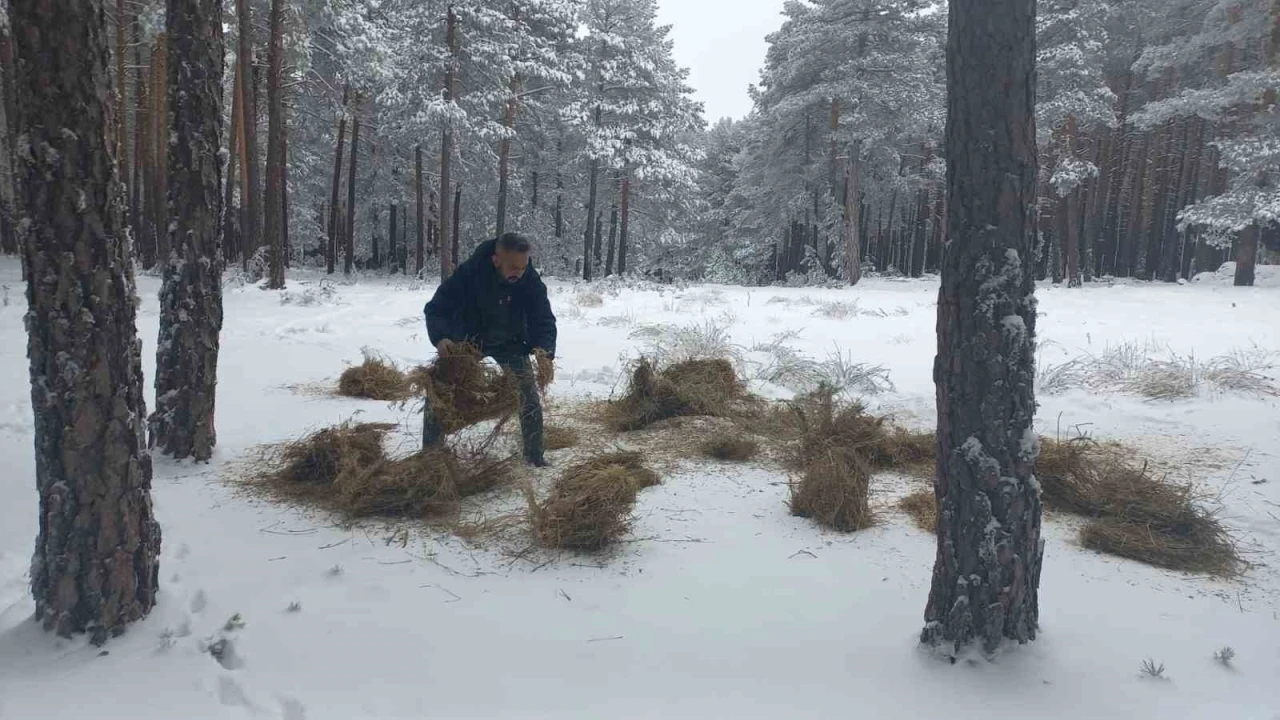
[422,353,544,460]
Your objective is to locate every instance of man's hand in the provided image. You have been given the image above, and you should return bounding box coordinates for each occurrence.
[533,348,554,389]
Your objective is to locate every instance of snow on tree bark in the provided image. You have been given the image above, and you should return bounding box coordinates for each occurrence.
[263,0,285,289]
[922,0,1044,658]
[151,0,226,462]
[13,0,161,644]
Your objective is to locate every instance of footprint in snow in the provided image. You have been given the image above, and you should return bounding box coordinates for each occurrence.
[217,674,254,709]
[190,589,208,614]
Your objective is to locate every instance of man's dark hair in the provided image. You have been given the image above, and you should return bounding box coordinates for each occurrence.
[497,232,531,253]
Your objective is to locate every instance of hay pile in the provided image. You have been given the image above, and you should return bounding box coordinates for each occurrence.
[544,425,581,451]
[701,432,759,461]
[260,421,511,520]
[410,342,520,434]
[605,358,744,431]
[1037,437,1238,575]
[898,490,938,533]
[338,354,411,401]
[528,451,659,551]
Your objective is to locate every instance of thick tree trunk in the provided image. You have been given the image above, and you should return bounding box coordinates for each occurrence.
[114,0,131,215]
[326,85,348,275]
[223,55,242,265]
[152,0,225,461]
[14,0,161,644]
[618,173,631,275]
[387,203,396,271]
[1064,187,1081,286]
[1235,222,1259,286]
[134,32,155,268]
[451,182,461,265]
[345,94,360,275]
[923,0,1043,657]
[0,17,16,256]
[844,151,862,285]
[236,0,260,264]
[439,5,458,279]
[583,154,600,281]
[151,36,169,264]
[263,0,285,289]
[415,145,424,274]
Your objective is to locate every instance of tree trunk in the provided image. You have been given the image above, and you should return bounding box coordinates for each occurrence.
[152,0,225,461]
[554,138,564,240]
[439,5,458,279]
[583,155,600,281]
[415,145,424,274]
[496,72,519,236]
[387,203,395,271]
[223,55,241,265]
[151,36,169,264]
[114,0,131,217]
[923,0,1043,657]
[844,150,862,285]
[1235,222,1259,286]
[428,189,438,256]
[451,182,461,265]
[326,85,348,275]
[593,210,604,267]
[605,177,619,276]
[282,116,290,268]
[618,173,631,275]
[0,17,17,256]
[14,0,161,644]
[345,93,360,275]
[262,0,285,289]
[1065,187,1081,287]
[236,0,260,264]
[134,32,155,268]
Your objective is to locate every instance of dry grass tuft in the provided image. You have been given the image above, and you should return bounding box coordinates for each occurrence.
[604,357,745,431]
[528,452,660,551]
[409,342,520,434]
[334,449,513,518]
[270,422,395,487]
[789,447,873,532]
[786,389,932,474]
[544,425,581,451]
[338,353,410,401]
[701,432,759,462]
[1036,436,1238,575]
[899,490,938,533]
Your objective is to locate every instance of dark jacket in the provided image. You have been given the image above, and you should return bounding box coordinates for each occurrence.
[424,238,557,358]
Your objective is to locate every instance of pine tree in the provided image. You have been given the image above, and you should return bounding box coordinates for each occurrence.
[922,0,1044,657]
[264,0,287,289]
[151,0,226,462]
[13,0,161,644]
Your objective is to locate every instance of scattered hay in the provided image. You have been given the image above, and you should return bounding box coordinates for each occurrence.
[270,422,394,487]
[338,353,410,401]
[787,389,931,474]
[528,452,660,551]
[1080,518,1238,576]
[411,342,520,434]
[1036,436,1238,575]
[605,357,745,431]
[334,449,513,518]
[700,432,759,462]
[899,490,938,533]
[544,425,581,451]
[789,447,873,532]
[575,291,605,308]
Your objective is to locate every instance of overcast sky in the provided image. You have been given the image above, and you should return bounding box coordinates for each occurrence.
[655,0,788,124]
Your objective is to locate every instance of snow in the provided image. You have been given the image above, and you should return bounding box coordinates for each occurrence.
[2,256,1280,719]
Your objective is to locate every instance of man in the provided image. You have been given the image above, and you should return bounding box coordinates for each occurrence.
[423,232,557,466]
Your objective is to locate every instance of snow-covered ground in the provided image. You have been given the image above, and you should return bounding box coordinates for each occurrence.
[1,256,1278,719]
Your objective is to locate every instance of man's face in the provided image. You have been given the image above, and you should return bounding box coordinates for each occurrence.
[493,247,530,284]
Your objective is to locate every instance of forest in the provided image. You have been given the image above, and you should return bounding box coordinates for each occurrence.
[1,0,1275,287]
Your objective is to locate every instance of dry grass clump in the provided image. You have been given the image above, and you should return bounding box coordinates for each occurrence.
[604,357,745,431]
[259,421,511,521]
[700,432,759,461]
[528,452,659,551]
[899,490,938,533]
[544,425,581,451]
[1036,436,1238,575]
[789,447,873,532]
[410,342,519,434]
[786,389,932,474]
[334,449,513,518]
[338,353,410,401]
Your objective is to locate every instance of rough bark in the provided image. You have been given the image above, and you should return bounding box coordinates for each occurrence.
[236,0,260,263]
[618,173,631,275]
[923,0,1043,658]
[263,0,285,289]
[0,15,16,255]
[415,145,424,274]
[114,0,131,216]
[326,85,348,275]
[151,36,169,264]
[345,93,360,275]
[439,5,458,279]
[1235,222,1259,286]
[14,0,161,644]
[136,36,156,269]
[152,0,225,461]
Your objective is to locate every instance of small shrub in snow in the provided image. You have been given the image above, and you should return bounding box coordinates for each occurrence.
[286,602,302,613]
[575,291,605,308]
[1213,646,1236,667]
[327,564,344,577]
[1039,341,1279,400]
[1139,659,1167,680]
[630,317,741,367]
[820,351,895,396]
[279,281,338,307]
[223,613,246,632]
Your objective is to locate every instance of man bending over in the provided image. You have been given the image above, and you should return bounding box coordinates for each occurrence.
[423,232,557,466]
